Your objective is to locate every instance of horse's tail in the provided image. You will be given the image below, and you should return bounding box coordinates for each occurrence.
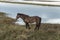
[36,17,41,30]
[39,17,41,27]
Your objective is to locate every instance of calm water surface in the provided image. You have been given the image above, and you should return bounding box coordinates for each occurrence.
[0,2,60,25]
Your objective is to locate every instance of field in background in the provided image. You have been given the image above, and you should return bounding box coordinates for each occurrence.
[0,12,60,40]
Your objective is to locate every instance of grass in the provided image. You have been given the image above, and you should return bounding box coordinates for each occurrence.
[0,12,60,40]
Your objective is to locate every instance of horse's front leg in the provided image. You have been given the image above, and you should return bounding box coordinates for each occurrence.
[34,24,38,30]
[26,22,31,29]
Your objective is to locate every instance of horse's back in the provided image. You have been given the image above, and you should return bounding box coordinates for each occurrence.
[29,16,41,22]
[31,16,41,19]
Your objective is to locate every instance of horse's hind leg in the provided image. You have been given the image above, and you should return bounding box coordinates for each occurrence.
[26,22,31,29]
[37,22,41,30]
[34,24,39,30]
[37,24,40,30]
[36,18,41,30]
[34,21,41,30]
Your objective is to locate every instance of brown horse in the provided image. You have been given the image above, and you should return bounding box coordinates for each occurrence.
[16,13,41,30]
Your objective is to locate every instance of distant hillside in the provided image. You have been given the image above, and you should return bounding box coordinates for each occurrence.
[0,12,60,40]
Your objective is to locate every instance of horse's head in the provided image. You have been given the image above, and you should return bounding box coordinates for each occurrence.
[16,13,24,21]
[16,13,29,21]
[16,13,20,21]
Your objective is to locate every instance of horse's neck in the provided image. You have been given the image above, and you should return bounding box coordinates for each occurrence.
[21,15,29,20]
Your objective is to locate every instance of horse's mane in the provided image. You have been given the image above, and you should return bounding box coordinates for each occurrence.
[17,13,29,17]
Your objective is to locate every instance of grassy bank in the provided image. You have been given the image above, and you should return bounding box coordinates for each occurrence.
[0,12,60,40]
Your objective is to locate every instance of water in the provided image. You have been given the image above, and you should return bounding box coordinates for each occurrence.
[0,2,60,25]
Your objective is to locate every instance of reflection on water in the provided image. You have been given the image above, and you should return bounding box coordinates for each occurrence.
[0,2,60,25]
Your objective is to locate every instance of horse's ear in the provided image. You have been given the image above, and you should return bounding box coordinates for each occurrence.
[17,13,20,15]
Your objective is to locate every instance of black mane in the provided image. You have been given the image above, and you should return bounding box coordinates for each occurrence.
[17,13,29,17]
